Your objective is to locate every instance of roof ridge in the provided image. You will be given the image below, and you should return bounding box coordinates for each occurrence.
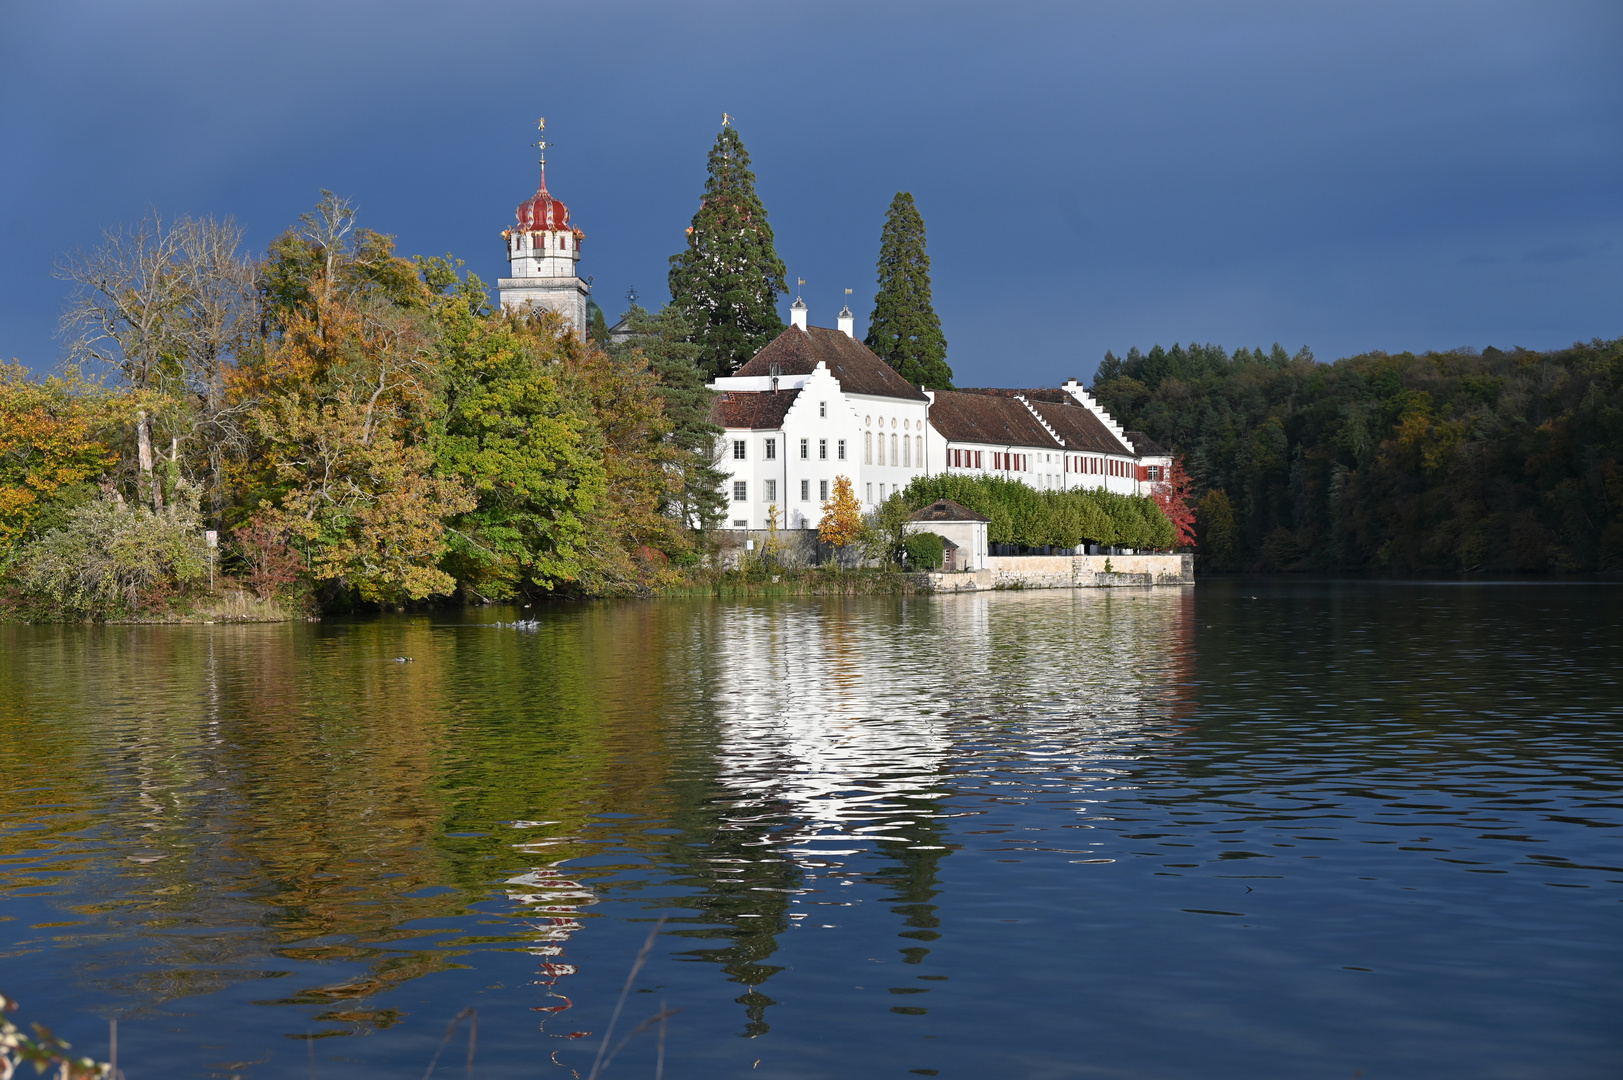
[1014,394,1066,448]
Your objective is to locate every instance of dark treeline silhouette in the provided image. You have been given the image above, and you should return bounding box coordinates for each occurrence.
[1091,339,1623,573]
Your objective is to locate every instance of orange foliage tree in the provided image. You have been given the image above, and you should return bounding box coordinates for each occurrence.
[818,475,864,550]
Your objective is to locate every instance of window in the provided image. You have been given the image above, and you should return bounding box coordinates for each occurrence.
[865,432,873,464]
[819,401,827,418]
[837,439,846,460]
[764,438,776,460]
[819,480,829,501]
[916,435,924,465]
[800,438,809,460]
[800,479,810,501]
[866,483,873,503]
[890,433,898,465]
[879,483,886,501]
[733,519,747,527]
[1147,465,1161,481]
[763,479,777,502]
[733,481,747,501]
[974,451,982,469]
[732,440,746,460]
[819,439,828,460]
[903,435,911,468]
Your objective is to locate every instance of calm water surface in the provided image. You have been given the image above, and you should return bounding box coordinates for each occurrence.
[0,581,1619,1079]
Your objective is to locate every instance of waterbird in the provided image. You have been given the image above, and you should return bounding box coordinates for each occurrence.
[393,656,413,663]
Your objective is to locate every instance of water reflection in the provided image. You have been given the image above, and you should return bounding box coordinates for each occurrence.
[2,583,1617,1080]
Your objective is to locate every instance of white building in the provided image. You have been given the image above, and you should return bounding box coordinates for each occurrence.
[708,306,1171,532]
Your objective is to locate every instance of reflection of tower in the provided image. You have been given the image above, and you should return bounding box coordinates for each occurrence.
[499,120,589,336]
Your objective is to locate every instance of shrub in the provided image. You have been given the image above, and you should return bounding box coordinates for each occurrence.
[900,474,1175,550]
[12,486,208,618]
[229,515,304,600]
[904,531,945,570]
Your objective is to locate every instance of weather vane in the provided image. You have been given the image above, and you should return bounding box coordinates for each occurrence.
[626,286,639,305]
[722,112,733,127]
[532,117,552,171]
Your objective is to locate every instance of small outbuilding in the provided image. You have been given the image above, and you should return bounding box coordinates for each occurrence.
[905,499,990,571]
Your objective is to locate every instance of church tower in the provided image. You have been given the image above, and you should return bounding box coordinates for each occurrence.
[499,121,589,335]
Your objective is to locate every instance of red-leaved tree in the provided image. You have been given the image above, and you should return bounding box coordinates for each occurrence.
[1152,457,1197,548]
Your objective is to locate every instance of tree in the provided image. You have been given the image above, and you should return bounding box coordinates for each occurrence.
[668,126,787,377]
[0,364,118,560]
[587,299,610,345]
[866,192,951,388]
[1151,457,1197,547]
[1196,488,1239,570]
[607,303,727,535]
[56,211,190,510]
[818,475,864,550]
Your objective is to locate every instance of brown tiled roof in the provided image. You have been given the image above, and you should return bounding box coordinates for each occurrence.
[910,498,990,523]
[927,390,1062,449]
[1025,398,1134,456]
[735,326,928,401]
[1125,431,1168,456]
[710,388,800,429]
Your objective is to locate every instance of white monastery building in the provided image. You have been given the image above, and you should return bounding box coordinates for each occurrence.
[708,303,1170,532]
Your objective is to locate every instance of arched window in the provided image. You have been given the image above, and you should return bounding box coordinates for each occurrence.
[903,435,911,468]
[916,435,924,466]
[891,433,898,466]
[864,432,873,464]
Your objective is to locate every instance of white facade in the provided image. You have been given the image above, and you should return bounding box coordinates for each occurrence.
[710,319,1167,532]
[711,360,931,530]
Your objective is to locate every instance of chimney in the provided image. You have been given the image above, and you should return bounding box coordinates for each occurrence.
[837,305,854,338]
[790,297,808,330]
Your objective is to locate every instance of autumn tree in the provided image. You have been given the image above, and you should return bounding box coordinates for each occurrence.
[818,475,864,551]
[866,192,951,388]
[1151,457,1196,548]
[668,125,787,377]
[0,363,118,560]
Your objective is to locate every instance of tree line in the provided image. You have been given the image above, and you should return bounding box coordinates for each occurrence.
[1091,338,1623,572]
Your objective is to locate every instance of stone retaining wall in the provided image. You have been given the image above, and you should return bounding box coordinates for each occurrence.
[913,553,1192,591]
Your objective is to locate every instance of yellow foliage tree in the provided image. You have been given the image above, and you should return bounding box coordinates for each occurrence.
[818,475,864,549]
[0,364,118,559]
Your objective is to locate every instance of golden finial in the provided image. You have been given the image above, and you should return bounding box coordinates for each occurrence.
[531,117,551,168]
[722,112,733,127]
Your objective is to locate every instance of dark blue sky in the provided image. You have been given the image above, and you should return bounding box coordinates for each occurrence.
[2,1,1619,386]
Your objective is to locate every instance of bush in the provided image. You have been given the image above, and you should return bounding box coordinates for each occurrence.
[904,531,945,569]
[11,487,208,618]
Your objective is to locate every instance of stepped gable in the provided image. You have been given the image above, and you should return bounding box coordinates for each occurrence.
[1125,431,1168,456]
[909,498,990,523]
[1023,398,1135,456]
[928,389,1062,449]
[710,388,800,429]
[735,326,929,402]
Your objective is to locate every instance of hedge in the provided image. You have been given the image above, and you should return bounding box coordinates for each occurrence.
[900,474,1176,550]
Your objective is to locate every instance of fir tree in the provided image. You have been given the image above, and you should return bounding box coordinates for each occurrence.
[866,192,951,388]
[586,298,609,345]
[668,126,787,378]
[608,303,727,535]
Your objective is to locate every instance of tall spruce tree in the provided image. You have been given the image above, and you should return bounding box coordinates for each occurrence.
[668,126,787,378]
[866,192,951,388]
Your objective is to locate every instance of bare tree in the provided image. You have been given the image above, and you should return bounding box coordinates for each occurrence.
[174,216,259,519]
[56,212,261,519]
[56,212,189,510]
[300,190,356,325]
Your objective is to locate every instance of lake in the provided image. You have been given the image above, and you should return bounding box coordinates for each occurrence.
[1,580,1619,1079]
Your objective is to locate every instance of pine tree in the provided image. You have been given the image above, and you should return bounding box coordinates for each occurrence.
[866,192,951,388]
[668,126,787,378]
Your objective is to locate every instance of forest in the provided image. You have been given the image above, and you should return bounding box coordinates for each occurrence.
[1091,338,1623,572]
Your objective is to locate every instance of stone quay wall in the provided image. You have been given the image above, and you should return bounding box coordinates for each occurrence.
[912,553,1193,592]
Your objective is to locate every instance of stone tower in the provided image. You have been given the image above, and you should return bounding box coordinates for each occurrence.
[498,166,589,336]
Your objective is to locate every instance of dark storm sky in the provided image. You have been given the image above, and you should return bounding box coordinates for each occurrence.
[1,1,1619,385]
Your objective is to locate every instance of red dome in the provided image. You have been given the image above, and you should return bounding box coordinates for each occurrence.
[516,174,571,232]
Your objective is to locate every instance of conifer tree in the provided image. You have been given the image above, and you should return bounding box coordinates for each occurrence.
[866,192,951,388]
[668,126,787,378]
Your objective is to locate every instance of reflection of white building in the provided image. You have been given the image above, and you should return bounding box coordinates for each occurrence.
[708,305,1172,531]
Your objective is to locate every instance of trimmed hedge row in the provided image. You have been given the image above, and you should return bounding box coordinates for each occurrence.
[901,474,1176,550]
